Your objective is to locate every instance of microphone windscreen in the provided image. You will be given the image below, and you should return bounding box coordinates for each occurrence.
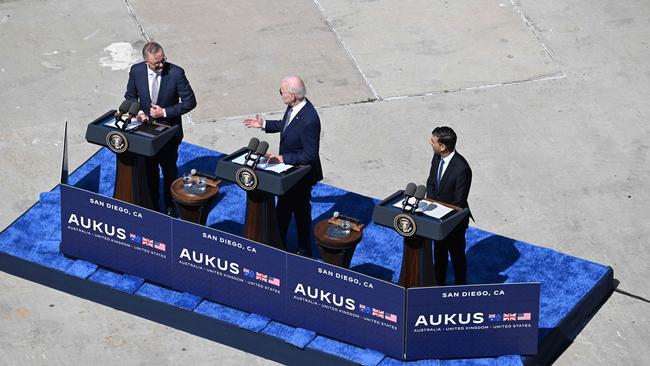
[256,141,269,155]
[118,100,131,114]
[404,183,417,196]
[128,102,140,116]
[247,137,260,151]
[414,185,427,199]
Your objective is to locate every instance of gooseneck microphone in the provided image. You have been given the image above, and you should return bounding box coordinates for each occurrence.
[401,183,417,212]
[245,137,260,161]
[115,100,132,128]
[117,100,131,115]
[402,183,427,214]
[117,102,140,130]
[249,141,269,169]
[127,102,140,119]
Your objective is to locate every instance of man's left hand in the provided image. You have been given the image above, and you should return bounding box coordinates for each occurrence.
[150,104,165,118]
[267,154,284,164]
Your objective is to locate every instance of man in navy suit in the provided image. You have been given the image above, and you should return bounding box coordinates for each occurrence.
[124,42,196,215]
[426,126,472,285]
[243,76,322,256]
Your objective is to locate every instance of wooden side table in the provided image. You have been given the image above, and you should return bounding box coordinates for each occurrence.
[314,220,363,269]
[170,177,220,225]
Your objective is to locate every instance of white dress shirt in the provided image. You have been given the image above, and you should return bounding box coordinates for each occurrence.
[439,150,455,180]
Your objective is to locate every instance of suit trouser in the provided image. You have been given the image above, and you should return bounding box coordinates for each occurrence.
[276,182,313,256]
[152,138,180,213]
[433,216,469,286]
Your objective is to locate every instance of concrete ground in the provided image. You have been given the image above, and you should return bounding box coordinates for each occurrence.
[0,0,648,364]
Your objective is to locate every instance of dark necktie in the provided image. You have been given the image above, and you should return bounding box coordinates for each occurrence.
[436,158,445,188]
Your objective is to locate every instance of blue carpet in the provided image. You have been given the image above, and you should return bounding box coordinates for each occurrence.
[0,142,614,365]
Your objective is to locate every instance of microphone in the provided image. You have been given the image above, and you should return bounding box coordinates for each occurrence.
[245,137,260,161]
[114,100,133,126]
[117,100,131,115]
[401,183,417,212]
[127,102,140,119]
[255,141,269,156]
[117,102,140,130]
[249,141,269,169]
[414,185,426,201]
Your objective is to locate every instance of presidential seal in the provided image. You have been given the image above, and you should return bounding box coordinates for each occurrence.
[393,213,416,237]
[105,131,128,153]
[236,167,258,191]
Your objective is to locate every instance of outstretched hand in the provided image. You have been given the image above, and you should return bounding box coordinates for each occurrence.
[243,114,263,129]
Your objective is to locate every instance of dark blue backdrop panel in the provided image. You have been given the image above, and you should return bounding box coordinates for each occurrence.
[60,184,173,285]
[285,254,406,359]
[171,219,288,322]
[405,283,540,360]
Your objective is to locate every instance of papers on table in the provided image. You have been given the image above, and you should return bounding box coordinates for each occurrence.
[231,153,294,174]
[104,119,142,131]
[392,197,454,219]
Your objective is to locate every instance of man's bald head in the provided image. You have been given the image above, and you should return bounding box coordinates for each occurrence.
[282,76,307,99]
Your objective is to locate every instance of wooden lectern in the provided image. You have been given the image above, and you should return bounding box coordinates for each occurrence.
[85,110,179,210]
[215,147,311,250]
[372,190,469,288]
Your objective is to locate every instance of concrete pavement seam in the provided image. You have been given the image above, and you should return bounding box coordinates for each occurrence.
[123,0,150,42]
[509,0,561,66]
[381,72,567,101]
[312,0,380,101]
[190,72,566,125]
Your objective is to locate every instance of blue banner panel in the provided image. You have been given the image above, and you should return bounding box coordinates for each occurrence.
[170,220,288,322]
[60,184,173,284]
[405,283,540,360]
[285,255,405,359]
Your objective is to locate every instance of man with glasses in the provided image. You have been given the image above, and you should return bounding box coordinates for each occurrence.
[243,76,322,256]
[125,41,196,215]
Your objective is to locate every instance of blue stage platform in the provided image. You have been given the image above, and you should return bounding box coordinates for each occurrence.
[0,143,614,365]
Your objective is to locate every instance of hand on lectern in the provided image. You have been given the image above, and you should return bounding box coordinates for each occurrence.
[267,154,283,164]
[243,114,264,129]
[136,112,149,123]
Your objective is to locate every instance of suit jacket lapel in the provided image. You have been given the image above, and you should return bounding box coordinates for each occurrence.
[157,68,168,105]
[433,154,442,193]
[281,100,308,138]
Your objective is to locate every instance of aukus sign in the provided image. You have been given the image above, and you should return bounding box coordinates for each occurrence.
[60,184,539,360]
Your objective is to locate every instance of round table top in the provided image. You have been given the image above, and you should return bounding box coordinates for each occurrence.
[314,219,363,249]
[170,177,219,205]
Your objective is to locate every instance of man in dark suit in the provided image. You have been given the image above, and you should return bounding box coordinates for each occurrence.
[243,76,322,256]
[124,42,196,215]
[426,126,472,285]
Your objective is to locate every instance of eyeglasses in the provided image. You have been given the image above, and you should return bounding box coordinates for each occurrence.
[279,88,294,96]
[146,57,167,67]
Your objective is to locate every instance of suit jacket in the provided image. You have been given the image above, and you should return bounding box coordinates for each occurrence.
[124,62,196,140]
[265,99,323,185]
[426,151,472,219]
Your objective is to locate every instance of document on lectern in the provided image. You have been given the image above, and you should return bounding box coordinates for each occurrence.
[232,154,294,174]
[104,119,142,131]
[392,199,453,219]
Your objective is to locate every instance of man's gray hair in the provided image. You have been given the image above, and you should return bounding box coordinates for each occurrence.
[284,76,307,99]
[142,42,164,59]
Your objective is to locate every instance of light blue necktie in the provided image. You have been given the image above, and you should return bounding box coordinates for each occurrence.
[282,108,293,133]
